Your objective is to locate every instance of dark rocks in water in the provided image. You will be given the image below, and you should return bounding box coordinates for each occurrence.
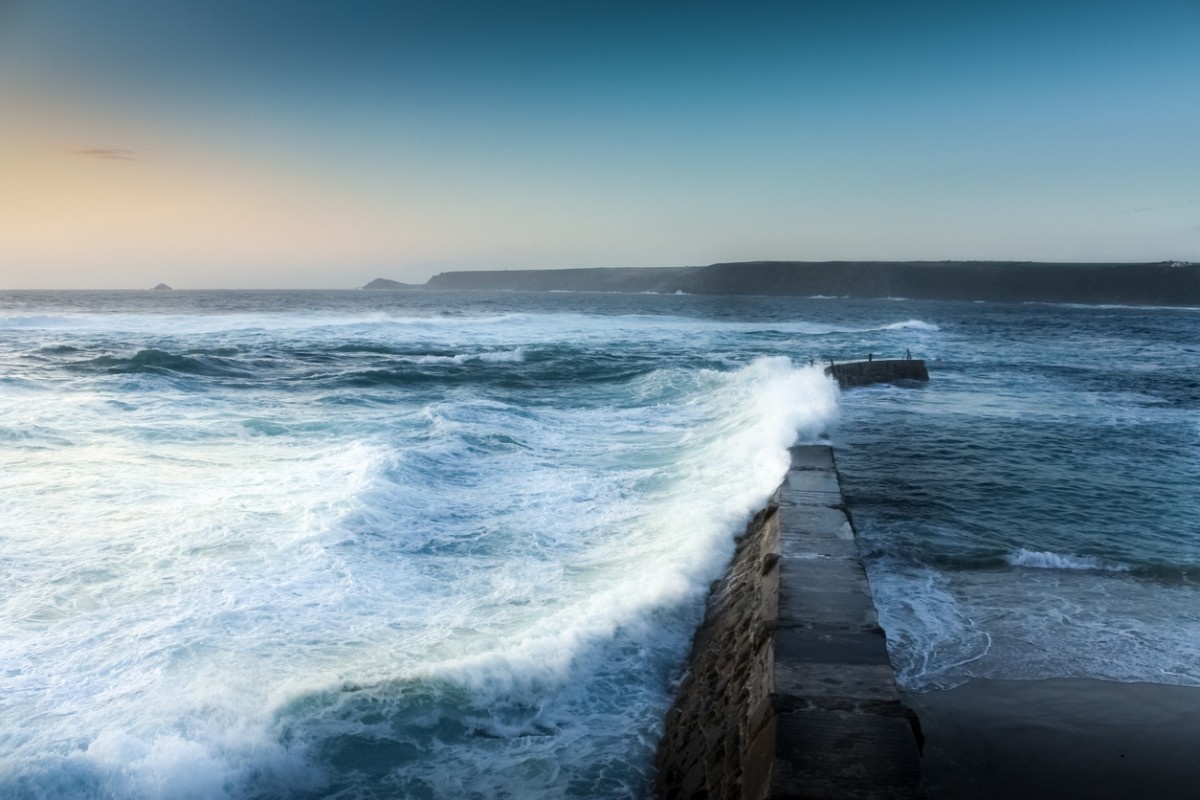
[361,277,420,290]
[152,283,172,290]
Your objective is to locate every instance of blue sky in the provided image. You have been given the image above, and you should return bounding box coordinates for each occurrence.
[2,0,1198,288]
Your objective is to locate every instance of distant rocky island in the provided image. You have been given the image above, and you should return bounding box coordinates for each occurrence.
[362,260,1200,306]
[360,277,421,290]
[152,283,173,290]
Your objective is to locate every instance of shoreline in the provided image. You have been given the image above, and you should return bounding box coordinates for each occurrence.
[405,261,1200,307]
[905,677,1200,799]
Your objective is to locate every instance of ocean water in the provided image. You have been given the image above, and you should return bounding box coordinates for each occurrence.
[1,290,1197,798]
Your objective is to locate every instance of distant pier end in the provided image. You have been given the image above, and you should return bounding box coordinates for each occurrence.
[824,358,929,389]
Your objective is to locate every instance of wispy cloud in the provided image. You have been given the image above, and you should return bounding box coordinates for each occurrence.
[71,148,140,161]
[1100,199,1200,218]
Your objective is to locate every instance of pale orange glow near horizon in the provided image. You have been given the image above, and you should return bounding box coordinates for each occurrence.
[3,0,1198,289]
[0,115,425,288]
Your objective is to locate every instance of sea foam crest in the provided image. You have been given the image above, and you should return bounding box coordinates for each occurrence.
[406,347,526,365]
[882,319,940,332]
[418,358,840,692]
[1004,548,1130,572]
[865,561,993,690]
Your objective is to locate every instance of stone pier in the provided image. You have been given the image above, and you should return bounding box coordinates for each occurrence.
[825,359,929,389]
[654,445,925,799]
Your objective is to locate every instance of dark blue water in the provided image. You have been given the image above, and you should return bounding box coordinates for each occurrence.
[834,301,1200,688]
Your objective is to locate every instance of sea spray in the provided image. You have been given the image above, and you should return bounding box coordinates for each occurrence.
[263,358,840,798]
[0,294,840,800]
[6,288,1200,796]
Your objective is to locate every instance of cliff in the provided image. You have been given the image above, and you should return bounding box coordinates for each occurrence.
[417,261,1200,305]
[424,266,701,293]
[687,260,1200,304]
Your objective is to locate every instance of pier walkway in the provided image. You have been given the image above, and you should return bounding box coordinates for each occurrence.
[655,445,925,799]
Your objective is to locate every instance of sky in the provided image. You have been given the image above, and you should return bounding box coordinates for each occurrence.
[1,0,1198,289]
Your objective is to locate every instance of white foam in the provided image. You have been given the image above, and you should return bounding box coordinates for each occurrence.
[867,555,1200,692]
[866,561,993,690]
[881,319,940,331]
[1005,548,1130,572]
[1,303,849,797]
[404,347,526,365]
[380,357,841,698]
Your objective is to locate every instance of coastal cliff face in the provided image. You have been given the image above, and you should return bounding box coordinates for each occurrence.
[424,266,701,293]
[688,261,1200,304]
[419,261,1200,305]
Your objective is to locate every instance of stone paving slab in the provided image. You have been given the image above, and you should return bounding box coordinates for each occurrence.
[775,503,855,539]
[771,711,925,799]
[787,445,835,470]
[777,468,843,505]
[778,555,872,592]
[774,624,892,666]
[769,445,925,798]
[778,577,880,628]
[773,662,903,704]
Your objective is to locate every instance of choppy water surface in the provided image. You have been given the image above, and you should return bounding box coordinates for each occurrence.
[833,301,1200,690]
[1,290,1197,798]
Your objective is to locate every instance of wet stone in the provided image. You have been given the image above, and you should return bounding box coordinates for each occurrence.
[655,446,925,799]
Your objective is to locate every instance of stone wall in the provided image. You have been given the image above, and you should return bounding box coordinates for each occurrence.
[653,503,782,799]
[825,359,929,389]
[654,445,925,799]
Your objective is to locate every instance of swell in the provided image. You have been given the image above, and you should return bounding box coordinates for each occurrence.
[0,353,840,800]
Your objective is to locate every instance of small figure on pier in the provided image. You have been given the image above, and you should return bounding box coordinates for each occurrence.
[868,353,873,362]
[905,348,911,360]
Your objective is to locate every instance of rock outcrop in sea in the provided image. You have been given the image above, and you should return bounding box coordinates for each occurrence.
[360,277,419,290]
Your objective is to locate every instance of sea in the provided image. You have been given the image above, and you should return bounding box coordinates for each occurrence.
[1,289,1197,799]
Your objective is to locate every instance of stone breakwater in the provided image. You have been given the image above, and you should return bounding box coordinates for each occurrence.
[654,445,925,799]
[825,359,929,389]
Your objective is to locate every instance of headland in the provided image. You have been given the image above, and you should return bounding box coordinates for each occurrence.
[364,261,1200,306]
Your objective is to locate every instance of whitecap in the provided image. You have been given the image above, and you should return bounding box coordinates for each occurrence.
[1005,548,1131,572]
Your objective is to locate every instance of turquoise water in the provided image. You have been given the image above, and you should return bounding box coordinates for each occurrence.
[1,290,1197,798]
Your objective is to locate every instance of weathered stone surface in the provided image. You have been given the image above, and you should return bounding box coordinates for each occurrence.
[653,505,783,800]
[777,469,842,506]
[825,359,929,389]
[787,445,835,470]
[770,712,925,799]
[654,446,925,799]
[773,663,903,705]
[774,624,892,667]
